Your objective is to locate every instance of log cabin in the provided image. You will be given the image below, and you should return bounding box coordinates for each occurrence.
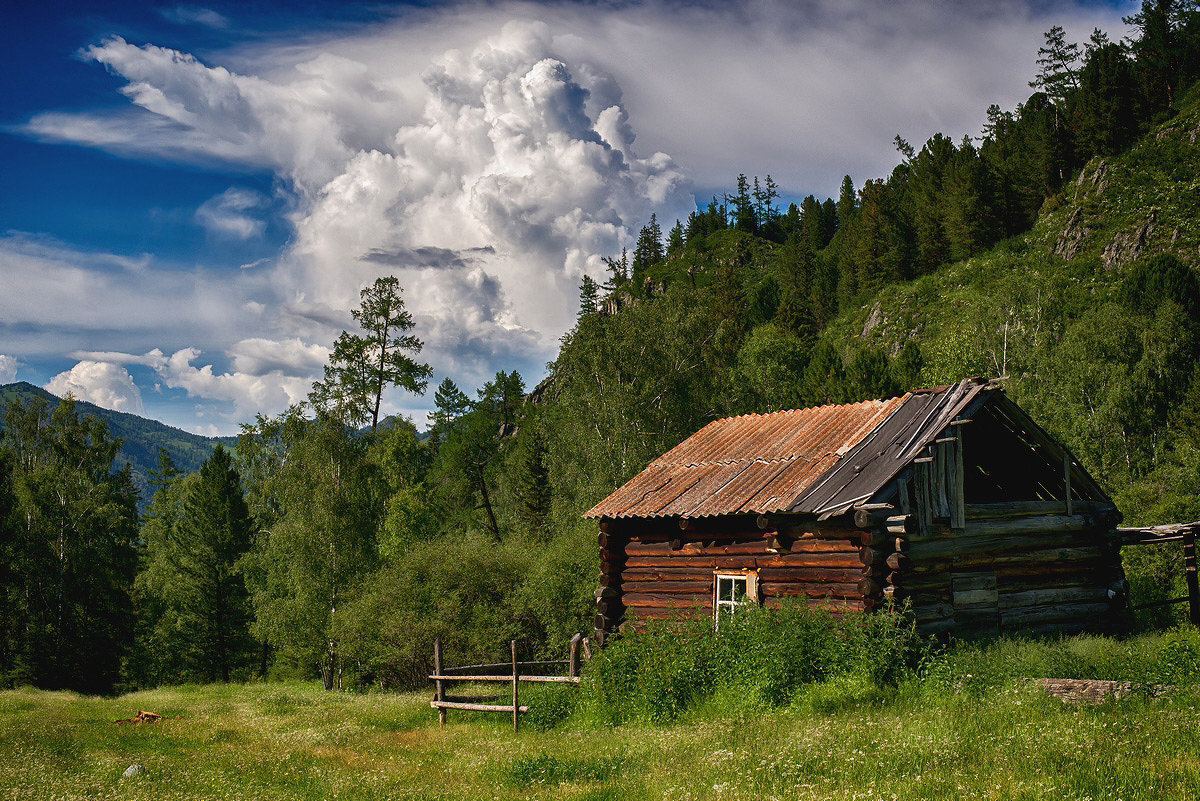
[584,378,1128,640]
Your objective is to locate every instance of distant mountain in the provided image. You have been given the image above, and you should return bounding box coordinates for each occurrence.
[0,382,236,507]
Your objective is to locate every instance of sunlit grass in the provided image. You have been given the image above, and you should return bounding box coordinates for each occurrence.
[2,637,1200,800]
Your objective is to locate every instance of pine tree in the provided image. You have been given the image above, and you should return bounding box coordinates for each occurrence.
[1029,25,1081,106]
[139,445,256,683]
[428,378,472,449]
[631,214,664,283]
[667,219,685,255]
[578,275,600,318]
[836,175,857,228]
[310,276,432,432]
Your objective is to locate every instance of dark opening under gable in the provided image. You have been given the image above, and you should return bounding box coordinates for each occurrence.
[962,392,1109,505]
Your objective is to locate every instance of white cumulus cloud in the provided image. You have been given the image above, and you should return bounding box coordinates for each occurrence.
[45,361,146,414]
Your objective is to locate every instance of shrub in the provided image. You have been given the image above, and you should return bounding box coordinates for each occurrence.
[576,601,928,724]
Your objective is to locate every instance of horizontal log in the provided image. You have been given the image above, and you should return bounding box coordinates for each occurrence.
[886,553,910,572]
[1117,521,1200,544]
[762,582,862,600]
[965,501,1113,519]
[624,542,861,563]
[624,553,863,570]
[1000,601,1111,628]
[908,530,1093,561]
[998,586,1110,610]
[625,608,708,621]
[621,567,714,582]
[756,566,864,582]
[764,597,867,612]
[910,514,1095,542]
[894,537,909,553]
[862,563,890,578]
[854,506,897,529]
[621,579,711,595]
[428,674,580,684]
[431,700,530,713]
[624,593,713,609]
[916,618,956,636]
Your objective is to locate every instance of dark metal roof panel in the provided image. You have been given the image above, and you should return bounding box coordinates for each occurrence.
[789,379,994,518]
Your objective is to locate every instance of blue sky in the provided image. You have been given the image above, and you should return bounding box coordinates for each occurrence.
[0,1,1133,434]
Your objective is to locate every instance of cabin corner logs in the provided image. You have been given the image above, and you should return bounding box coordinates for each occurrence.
[588,380,1129,641]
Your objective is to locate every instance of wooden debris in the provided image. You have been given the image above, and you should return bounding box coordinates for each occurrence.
[1036,678,1171,704]
[113,710,163,724]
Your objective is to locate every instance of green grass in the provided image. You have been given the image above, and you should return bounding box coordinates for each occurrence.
[4,634,1200,800]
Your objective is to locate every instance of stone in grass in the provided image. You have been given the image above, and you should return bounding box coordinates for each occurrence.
[122,764,147,779]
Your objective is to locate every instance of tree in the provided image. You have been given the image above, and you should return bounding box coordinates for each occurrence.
[1029,25,1081,106]
[242,415,380,690]
[666,219,685,255]
[0,395,138,693]
[136,446,256,683]
[578,274,600,318]
[428,378,472,450]
[1076,43,1139,156]
[631,214,665,283]
[311,276,432,432]
[836,175,857,228]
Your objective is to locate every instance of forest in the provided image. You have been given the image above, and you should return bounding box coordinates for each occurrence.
[3,1,1200,695]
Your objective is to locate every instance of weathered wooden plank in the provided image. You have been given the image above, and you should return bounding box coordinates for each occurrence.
[761,581,862,599]
[624,553,865,570]
[908,528,1092,561]
[966,501,1115,519]
[621,580,712,595]
[997,586,1110,610]
[756,566,864,582]
[1000,601,1110,628]
[951,430,965,530]
[431,701,530,713]
[624,593,713,609]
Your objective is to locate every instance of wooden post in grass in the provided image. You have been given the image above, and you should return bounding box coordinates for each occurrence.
[1184,529,1200,626]
[434,638,446,726]
[568,633,582,680]
[510,640,520,732]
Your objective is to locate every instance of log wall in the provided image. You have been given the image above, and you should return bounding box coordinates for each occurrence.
[595,517,870,632]
[886,498,1126,637]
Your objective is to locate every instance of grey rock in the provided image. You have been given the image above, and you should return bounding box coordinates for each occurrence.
[122,764,146,779]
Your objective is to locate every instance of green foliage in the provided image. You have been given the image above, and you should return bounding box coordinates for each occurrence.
[239,415,380,690]
[309,276,432,432]
[132,446,257,685]
[577,604,926,725]
[0,395,138,693]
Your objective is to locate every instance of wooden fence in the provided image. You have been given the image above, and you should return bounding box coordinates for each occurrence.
[430,634,587,731]
[1118,522,1200,625]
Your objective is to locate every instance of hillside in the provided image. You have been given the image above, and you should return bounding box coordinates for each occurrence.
[0,381,236,505]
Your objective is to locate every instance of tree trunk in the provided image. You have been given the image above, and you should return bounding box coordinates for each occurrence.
[476,467,500,538]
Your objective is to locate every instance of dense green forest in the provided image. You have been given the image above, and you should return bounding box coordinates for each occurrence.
[0,381,236,505]
[3,2,1200,693]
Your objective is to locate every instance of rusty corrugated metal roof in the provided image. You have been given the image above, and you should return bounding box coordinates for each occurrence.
[583,394,909,519]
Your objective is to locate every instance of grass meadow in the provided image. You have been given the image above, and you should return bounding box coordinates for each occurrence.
[3,634,1200,801]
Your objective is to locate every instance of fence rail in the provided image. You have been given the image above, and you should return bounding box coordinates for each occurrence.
[430,634,586,731]
[1118,522,1200,625]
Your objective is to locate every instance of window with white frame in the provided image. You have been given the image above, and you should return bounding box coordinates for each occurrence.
[714,571,757,628]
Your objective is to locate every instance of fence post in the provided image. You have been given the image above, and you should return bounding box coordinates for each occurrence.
[568,633,582,680]
[1185,529,1200,626]
[434,638,446,726]
[510,640,519,732]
